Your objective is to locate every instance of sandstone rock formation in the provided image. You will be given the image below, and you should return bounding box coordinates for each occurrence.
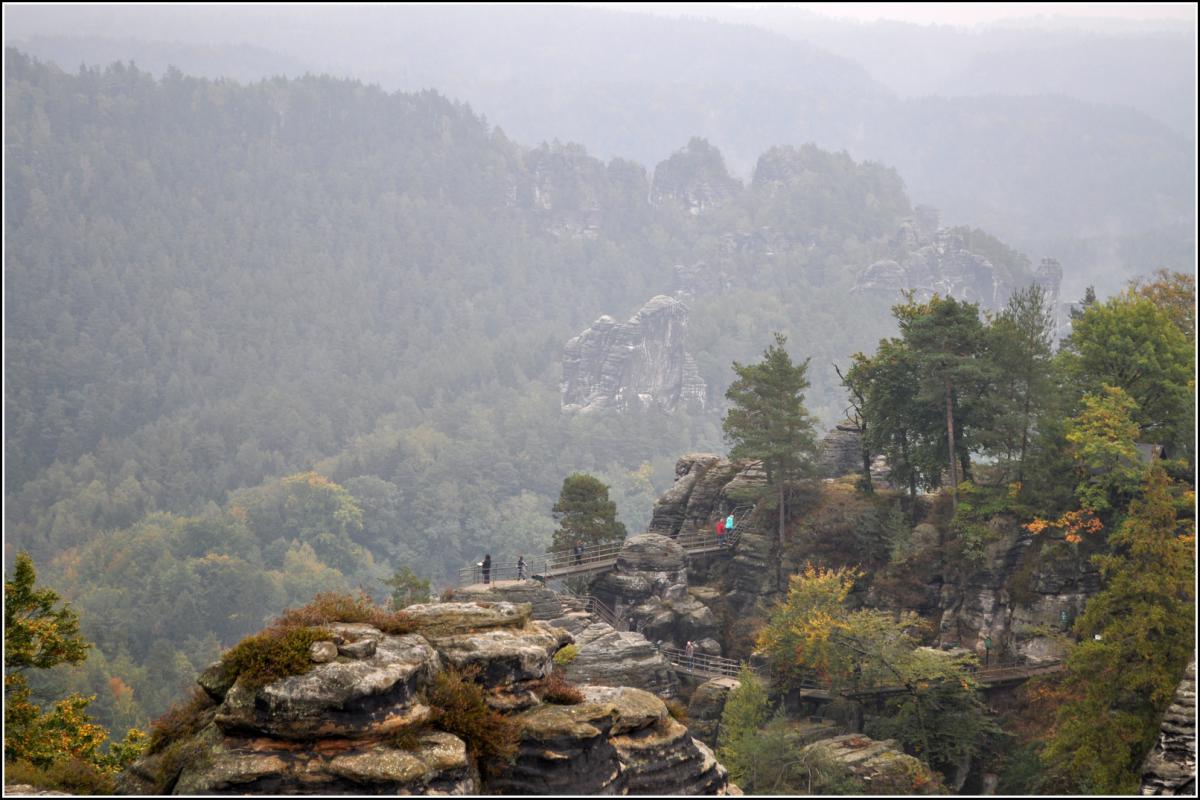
[930,518,1098,663]
[853,209,1064,316]
[448,580,681,699]
[687,677,741,748]
[590,533,720,653]
[1140,659,1197,796]
[561,295,707,414]
[800,734,946,794]
[817,420,865,479]
[118,600,731,795]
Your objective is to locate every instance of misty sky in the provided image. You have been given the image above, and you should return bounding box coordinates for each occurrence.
[586,2,1198,28]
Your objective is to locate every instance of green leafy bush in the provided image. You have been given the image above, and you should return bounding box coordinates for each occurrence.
[552,644,579,665]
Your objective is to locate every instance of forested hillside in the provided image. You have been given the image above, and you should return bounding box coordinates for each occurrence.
[8,5,1194,298]
[4,50,935,731]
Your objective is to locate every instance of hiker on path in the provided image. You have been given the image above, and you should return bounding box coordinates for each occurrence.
[516,555,527,581]
[481,553,491,584]
[725,512,735,533]
[685,640,696,671]
[573,540,583,566]
[715,516,726,546]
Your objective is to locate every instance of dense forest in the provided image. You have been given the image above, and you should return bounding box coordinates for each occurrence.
[3,49,931,732]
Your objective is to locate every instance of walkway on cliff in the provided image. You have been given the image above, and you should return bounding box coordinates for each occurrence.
[658,646,1062,698]
[456,506,759,586]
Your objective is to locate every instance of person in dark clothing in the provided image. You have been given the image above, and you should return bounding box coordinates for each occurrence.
[516,555,527,581]
[573,541,583,566]
[481,554,491,584]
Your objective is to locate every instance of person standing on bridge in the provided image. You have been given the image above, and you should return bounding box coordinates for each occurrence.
[573,540,583,566]
[725,512,735,536]
[715,516,726,547]
[516,555,527,581]
[481,553,491,584]
[685,640,696,672]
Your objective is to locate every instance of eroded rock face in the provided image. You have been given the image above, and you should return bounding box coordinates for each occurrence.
[853,212,1063,317]
[561,622,680,699]
[562,295,707,414]
[932,519,1099,663]
[817,421,865,479]
[494,685,731,795]
[1140,659,1197,796]
[800,734,947,795]
[123,601,729,795]
[590,533,723,655]
[687,677,741,747]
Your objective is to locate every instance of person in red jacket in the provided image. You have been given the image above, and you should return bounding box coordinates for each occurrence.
[715,516,726,546]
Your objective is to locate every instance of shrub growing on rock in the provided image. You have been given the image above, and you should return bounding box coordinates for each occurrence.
[219,626,330,689]
[552,643,579,665]
[146,688,216,755]
[272,590,416,634]
[428,667,520,766]
[540,671,584,705]
[3,756,116,795]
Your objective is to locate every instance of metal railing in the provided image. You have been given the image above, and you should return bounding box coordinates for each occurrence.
[456,505,762,586]
[659,645,761,680]
[559,589,623,630]
[456,560,534,586]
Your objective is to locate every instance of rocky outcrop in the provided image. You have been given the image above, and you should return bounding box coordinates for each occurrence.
[687,677,741,747]
[800,734,947,795]
[817,421,864,479]
[447,580,681,700]
[853,212,1062,315]
[561,295,707,414]
[1140,659,1197,796]
[494,686,729,795]
[650,138,741,215]
[647,454,765,540]
[590,533,721,654]
[121,600,731,795]
[931,519,1099,662]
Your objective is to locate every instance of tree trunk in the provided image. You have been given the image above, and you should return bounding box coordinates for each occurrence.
[777,482,786,590]
[944,376,957,506]
[1018,392,1032,484]
[859,426,874,494]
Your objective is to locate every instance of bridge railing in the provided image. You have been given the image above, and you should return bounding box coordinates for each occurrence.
[557,586,623,629]
[457,506,763,586]
[541,539,626,576]
[457,560,533,586]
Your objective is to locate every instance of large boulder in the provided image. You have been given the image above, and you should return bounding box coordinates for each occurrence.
[562,622,680,699]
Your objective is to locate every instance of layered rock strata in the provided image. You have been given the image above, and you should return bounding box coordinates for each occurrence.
[118,601,730,795]
[853,211,1063,316]
[1140,659,1197,796]
[590,533,720,654]
[562,295,707,414]
[449,581,680,699]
